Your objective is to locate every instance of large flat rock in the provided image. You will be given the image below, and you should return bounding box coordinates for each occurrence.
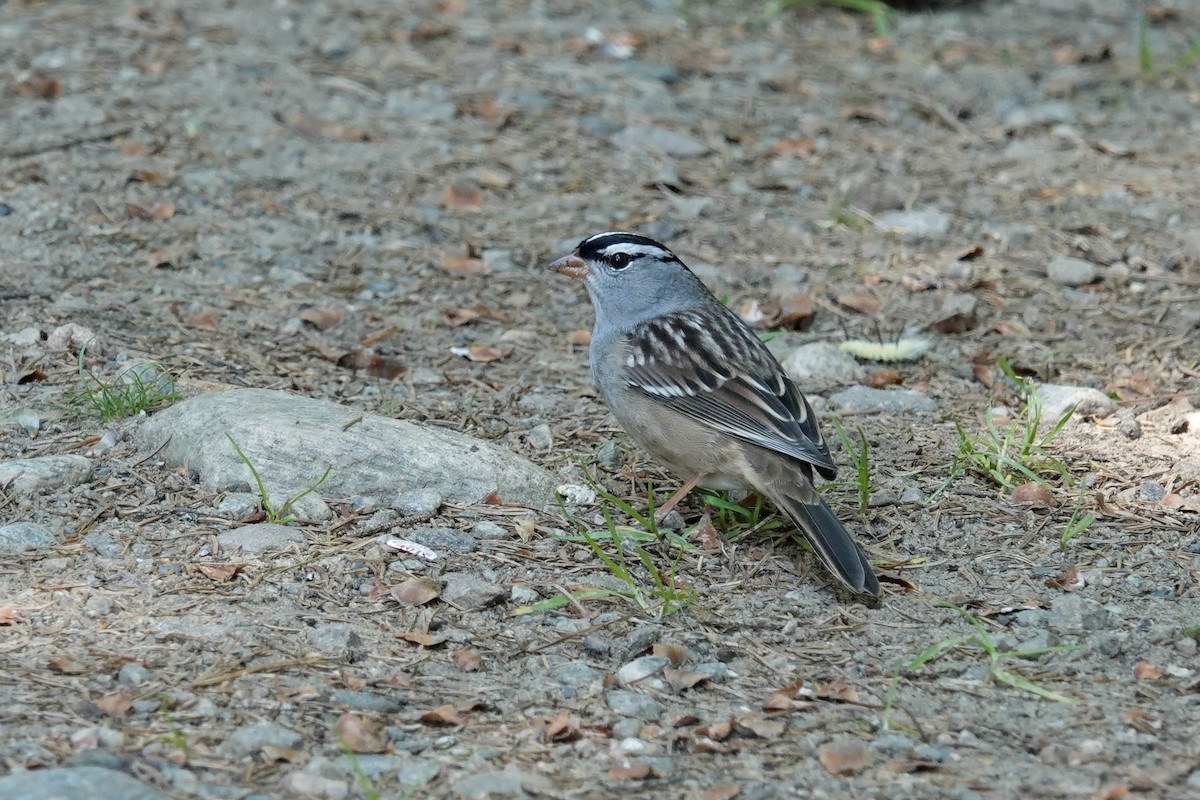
[137,389,553,515]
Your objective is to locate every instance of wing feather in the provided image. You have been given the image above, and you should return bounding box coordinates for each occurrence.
[623,308,838,478]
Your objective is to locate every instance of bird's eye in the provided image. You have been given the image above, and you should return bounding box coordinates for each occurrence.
[609,252,632,269]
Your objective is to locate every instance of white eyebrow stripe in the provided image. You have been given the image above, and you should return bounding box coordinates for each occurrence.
[600,243,665,258]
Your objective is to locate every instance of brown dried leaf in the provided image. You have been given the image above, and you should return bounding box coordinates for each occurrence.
[398,631,448,647]
[609,763,652,781]
[440,253,489,276]
[443,180,483,209]
[692,736,740,754]
[456,344,514,363]
[817,736,870,775]
[1094,141,1133,158]
[688,513,722,552]
[544,709,581,742]
[816,678,862,704]
[182,310,218,330]
[47,657,87,674]
[836,288,883,315]
[16,72,62,99]
[127,200,175,221]
[1011,481,1056,509]
[1120,708,1161,732]
[735,714,785,739]
[1160,494,1200,513]
[763,680,808,711]
[663,668,708,692]
[335,713,387,753]
[696,719,733,741]
[0,606,23,625]
[419,703,466,726]
[1089,785,1128,800]
[1132,660,1162,680]
[299,308,346,330]
[125,170,168,187]
[336,349,406,380]
[259,745,305,763]
[197,563,242,582]
[652,642,688,666]
[391,577,442,607]
[865,368,903,388]
[777,295,815,330]
[567,329,591,346]
[769,137,816,156]
[452,647,482,672]
[96,692,133,718]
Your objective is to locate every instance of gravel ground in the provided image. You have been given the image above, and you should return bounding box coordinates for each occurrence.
[2,0,1199,798]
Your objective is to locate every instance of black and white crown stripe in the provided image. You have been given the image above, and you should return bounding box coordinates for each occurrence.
[577,231,684,266]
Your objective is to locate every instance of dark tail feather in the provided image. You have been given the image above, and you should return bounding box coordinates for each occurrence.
[767,482,881,597]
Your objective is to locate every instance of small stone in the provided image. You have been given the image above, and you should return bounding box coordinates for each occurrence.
[691,662,730,682]
[0,455,93,494]
[282,771,349,799]
[596,439,622,467]
[1187,769,1200,789]
[217,492,261,519]
[872,732,914,754]
[440,572,505,610]
[409,527,479,553]
[47,323,96,352]
[509,584,540,605]
[524,423,553,451]
[1140,482,1166,501]
[0,766,168,800]
[217,522,305,554]
[1048,594,1110,634]
[395,488,442,516]
[610,718,643,740]
[481,249,516,273]
[1046,255,1097,286]
[616,655,670,686]
[1015,609,1049,628]
[1035,384,1117,424]
[470,520,507,540]
[913,743,952,763]
[605,690,664,720]
[1176,638,1198,657]
[221,723,304,757]
[117,663,151,686]
[329,690,402,713]
[453,765,551,798]
[554,663,603,687]
[876,208,952,242]
[828,386,936,414]
[0,522,59,552]
[307,623,362,660]
[612,124,708,157]
[84,530,121,558]
[779,342,863,392]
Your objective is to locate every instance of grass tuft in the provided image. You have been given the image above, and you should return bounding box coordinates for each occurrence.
[64,345,182,420]
[225,434,331,524]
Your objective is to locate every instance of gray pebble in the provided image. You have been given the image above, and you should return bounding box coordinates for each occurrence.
[217,492,260,519]
[605,690,664,720]
[1048,594,1110,634]
[0,766,169,800]
[1176,638,1198,657]
[395,488,443,516]
[0,522,59,552]
[1046,255,1097,286]
[220,723,304,757]
[409,527,479,553]
[482,249,516,273]
[611,718,643,739]
[441,572,506,610]
[0,454,93,494]
[471,520,508,540]
[1015,608,1049,628]
[617,655,670,686]
[84,530,122,558]
[691,662,730,683]
[117,663,152,686]
[524,423,554,451]
[329,690,402,713]
[553,662,603,687]
[1035,384,1117,423]
[217,522,304,554]
[876,208,952,242]
[914,743,952,763]
[779,342,863,393]
[307,623,362,660]
[872,732,914,754]
[828,386,936,414]
[509,584,540,605]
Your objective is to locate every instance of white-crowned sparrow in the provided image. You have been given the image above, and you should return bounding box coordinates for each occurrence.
[551,231,881,596]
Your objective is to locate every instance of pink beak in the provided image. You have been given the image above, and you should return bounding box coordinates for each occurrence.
[549,252,588,279]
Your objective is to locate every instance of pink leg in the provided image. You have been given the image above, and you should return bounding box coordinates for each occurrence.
[654,474,704,521]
